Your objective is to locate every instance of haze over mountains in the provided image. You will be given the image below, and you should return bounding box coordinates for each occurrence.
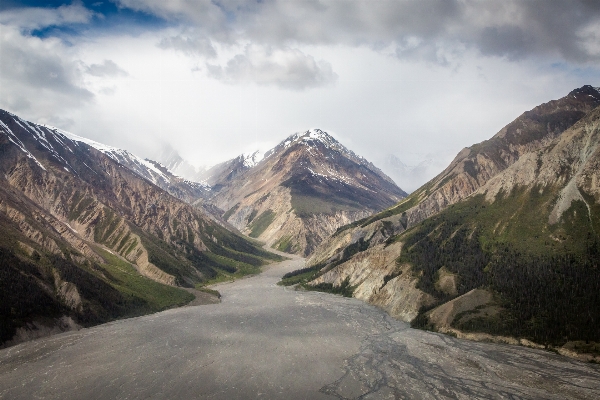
[2,85,600,361]
[380,155,448,194]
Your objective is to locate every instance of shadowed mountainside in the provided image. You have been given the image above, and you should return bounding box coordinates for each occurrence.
[0,110,281,347]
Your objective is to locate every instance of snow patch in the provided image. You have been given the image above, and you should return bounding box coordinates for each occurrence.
[0,119,46,171]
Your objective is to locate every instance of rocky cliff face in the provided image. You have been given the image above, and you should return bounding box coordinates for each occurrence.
[310,242,435,321]
[210,129,406,256]
[0,109,279,347]
[304,86,600,347]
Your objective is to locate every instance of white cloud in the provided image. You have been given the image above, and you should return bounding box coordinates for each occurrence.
[158,33,217,57]
[206,45,337,90]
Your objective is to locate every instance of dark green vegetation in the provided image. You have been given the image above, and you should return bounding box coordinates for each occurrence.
[94,248,194,310]
[195,286,221,299]
[397,186,600,345]
[278,264,356,297]
[274,235,294,253]
[0,244,193,346]
[248,210,276,238]
[279,264,322,286]
[304,277,356,297]
[222,203,240,220]
[278,238,371,294]
[333,192,418,237]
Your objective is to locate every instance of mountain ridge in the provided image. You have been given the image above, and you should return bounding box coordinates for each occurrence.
[295,85,600,351]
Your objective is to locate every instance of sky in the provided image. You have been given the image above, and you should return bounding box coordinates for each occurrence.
[1,1,600,190]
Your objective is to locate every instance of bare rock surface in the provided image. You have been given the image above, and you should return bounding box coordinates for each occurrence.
[1,257,599,399]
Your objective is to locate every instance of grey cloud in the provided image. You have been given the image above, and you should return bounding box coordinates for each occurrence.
[206,46,338,90]
[0,2,94,30]
[85,60,129,77]
[1,94,32,113]
[117,0,600,64]
[394,38,454,67]
[37,115,76,130]
[1,39,93,100]
[0,25,93,118]
[99,86,117,95]
[478,26,532,61]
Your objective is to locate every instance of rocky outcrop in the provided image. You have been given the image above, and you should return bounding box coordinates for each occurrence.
[309,242,435,321]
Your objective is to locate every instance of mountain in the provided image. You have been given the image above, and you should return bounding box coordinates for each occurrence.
[0,109,281,347]
[209,129,407,256]
[381,155,446,193]
[295,86,600,350]
[55,131,211,204]
[155,145,208,183]
[201,151,263,190]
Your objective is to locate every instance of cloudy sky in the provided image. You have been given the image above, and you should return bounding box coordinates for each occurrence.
[1,1,600,190]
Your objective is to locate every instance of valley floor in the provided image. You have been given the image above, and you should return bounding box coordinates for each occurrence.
[0,256,599,399]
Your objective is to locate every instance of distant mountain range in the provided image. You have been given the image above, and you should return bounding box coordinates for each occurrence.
[301,85,600,353]
[155,145,208,183]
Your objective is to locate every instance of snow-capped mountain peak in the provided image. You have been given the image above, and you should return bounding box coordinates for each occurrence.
[282,128,338,149]
[242,150,264,168]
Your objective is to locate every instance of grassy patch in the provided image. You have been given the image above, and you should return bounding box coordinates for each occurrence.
[247,209,258,223]
[68,193,95,222]
[332,193,418,237]
[93,208,121,243]
[359,194,420,227]
[96,247,194,311]
[291,194,345,217]
[248,210,276,238]
[274,235,293,253]
[222,203,239,220]
[194,286,222,299]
